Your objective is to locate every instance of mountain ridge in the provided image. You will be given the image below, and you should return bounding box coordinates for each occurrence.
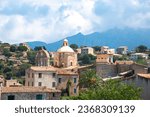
[27,28,150,51]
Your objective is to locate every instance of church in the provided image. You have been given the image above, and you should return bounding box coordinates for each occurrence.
[25,39,79,96]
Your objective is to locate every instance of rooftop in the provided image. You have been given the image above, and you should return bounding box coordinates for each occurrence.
[137,74,150,79]
[1,86,61,93]
[30,66,57,72]
[115,61,134,65]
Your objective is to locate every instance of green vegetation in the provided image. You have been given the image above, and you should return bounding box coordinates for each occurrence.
[93,46,101,52]
[64,70,141,100]
[27,51,37,65]
[18,45,28,52]
[34,46,46,51]
[10,45,17,52]
[113,55,129,62]
[70,44,78,50]
[135,45,148,53]
[136,58,147,65]
[78,54,96,65]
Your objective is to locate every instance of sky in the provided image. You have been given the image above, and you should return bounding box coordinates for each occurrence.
[0,0,150,44]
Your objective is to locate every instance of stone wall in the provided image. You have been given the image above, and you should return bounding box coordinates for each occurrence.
[1,92,61,100]
[117,64,132,73]
[123,76,150,100]
[132,63,148,74]
[96,63,117,78]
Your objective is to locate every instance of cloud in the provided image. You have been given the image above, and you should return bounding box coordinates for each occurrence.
[0,0,150,44]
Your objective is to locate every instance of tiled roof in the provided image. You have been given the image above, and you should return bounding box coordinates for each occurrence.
[137,74,150,79]
[115,61,134,65]
[1,86,61,93]
[30,66,57,72]
[57,70,78,75]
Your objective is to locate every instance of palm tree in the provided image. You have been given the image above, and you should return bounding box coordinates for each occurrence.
[79,69,103,89]
[66,79,72,96]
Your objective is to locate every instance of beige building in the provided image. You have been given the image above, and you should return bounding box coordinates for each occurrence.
[5,80,22,87]
[81,47,94,55]
[100,46,115,54]
[53,39,78,68]
[1,86,61,100]
[96,54,116,78]
[35,48,50,66]
[25,39,79,96]
[96,54,113,64]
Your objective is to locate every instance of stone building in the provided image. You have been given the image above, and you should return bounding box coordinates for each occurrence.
[53,39,78,68]
[1,86,61,100]
[96,54,116,78]
[96,54,113,64]
[25,39,79,96]
[5,80,22,87]
[35,48,50,66]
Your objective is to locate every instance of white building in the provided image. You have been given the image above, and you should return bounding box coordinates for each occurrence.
[116,46,128,55]
[81,47,94,55]
[130,53,149,60]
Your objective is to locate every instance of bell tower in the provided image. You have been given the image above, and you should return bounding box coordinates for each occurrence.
[63,39,68,46]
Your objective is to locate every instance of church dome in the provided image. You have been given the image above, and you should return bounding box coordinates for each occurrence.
[57,39,74,53]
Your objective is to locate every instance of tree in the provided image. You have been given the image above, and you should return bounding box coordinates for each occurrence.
[70,44,78,50]
[10,45,17,52]
[3,48,12,57]
[79,69,102,88]
[71,80,141,100]
[18,45,28,52]
[27,51,37,65]
[3,66,12,73]
[136,45,148,53]
[17,63,31,76]
[5,72,13,80]
[81,54,91,64]
[34,46,46,51]
[66,80,72,96]
[67,70,141,100]
[93,46,101,52]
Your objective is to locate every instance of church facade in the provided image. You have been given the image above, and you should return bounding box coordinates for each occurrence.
[25,39,79,96]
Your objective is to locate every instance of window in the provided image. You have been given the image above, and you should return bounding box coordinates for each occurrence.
[28,73,30,78]
[52,93,55,97]
[28,82,30,86]
[58,78,61,83]
[53,73,56,77]
[38,82,42,86]
[8,95,15,100]
[36,94,43,100]
[52,82,56,87]
[74,78,77,83]
[32,73,34,78]
[38,73,42,78]
[74,88,77,94]
[70,62,73,66]
[32,82,34,86]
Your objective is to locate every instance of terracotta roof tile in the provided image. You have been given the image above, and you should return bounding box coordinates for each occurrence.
[1,86,61,93]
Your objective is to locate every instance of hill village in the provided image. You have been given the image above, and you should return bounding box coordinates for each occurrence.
[0,39,150,100]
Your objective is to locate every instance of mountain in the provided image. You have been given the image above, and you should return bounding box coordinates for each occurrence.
[27,41,47,48]
[27,28,150,51]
